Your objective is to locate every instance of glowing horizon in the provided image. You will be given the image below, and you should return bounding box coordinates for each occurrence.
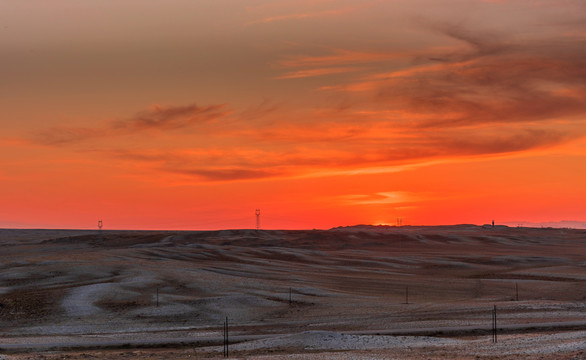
[1,0,585,230]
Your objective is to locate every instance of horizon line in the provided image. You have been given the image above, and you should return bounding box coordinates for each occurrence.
[1,221,585,232]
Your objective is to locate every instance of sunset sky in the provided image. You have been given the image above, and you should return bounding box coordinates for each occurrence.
[1,0,585,230]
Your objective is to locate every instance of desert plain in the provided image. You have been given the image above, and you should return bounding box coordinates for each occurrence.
[0,225,584,359]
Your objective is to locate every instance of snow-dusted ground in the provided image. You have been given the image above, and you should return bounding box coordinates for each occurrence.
[0,227,584,359]
[202,330,586,358]
[228,330,461,352]
[61,283,117,317]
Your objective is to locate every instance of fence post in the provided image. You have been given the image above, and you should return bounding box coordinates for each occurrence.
[224,316,229,357]
[492,305,497,343]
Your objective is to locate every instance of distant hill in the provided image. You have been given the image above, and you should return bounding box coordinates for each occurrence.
[333,222,586,231]
[330,224,497,231]
[502,221,586,229]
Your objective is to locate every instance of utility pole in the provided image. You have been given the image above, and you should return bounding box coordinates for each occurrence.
[256,209,261,230]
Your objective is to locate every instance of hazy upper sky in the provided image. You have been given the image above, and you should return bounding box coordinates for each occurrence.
[1,0,585,229]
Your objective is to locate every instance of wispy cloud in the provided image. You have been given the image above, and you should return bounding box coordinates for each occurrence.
[239,99,282,120]
[26,21,586,184]
[274,48,405,80]
[342,191,419,205]
[109,104,227,131]
[104,148,291,182]
[275,66,359,79]
[33,104,230,145]
[95,121,577,183]
[318,24,586,132]
[165,167,282,182]
[278,49,404,68]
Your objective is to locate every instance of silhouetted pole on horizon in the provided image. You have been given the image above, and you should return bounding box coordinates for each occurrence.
[256,209,261,230]
[97,220,104,242]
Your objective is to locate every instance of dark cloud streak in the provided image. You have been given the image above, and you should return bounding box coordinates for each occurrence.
[164,167,282,182]
[32,103,229,146]
[98,126,576,182]
[376,26,586,130]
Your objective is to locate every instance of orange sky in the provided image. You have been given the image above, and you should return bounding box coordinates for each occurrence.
[1,0,585,230]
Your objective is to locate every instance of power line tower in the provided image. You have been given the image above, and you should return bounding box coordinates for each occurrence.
[98,220,103,230]
[255,209,261,230]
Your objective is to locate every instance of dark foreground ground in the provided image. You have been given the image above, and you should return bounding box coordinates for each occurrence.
[0,225,584,359]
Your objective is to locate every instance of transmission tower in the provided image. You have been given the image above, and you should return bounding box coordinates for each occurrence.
[255,209,261,230]
[98,220,103,230]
